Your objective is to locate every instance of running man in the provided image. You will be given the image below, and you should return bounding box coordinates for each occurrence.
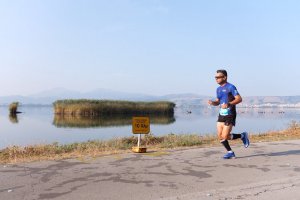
[208,69,250,159]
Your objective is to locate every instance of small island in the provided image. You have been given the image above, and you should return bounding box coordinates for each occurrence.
[9,102,22,114]
[53,99,176,116]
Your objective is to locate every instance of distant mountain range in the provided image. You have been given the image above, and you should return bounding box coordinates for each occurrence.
[0,88,300,108]
[0,88,175,105]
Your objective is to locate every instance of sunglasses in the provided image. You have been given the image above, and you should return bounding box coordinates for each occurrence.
[215,76,224,79]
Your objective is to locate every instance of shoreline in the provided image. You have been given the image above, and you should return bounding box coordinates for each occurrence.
[1,121,299,164]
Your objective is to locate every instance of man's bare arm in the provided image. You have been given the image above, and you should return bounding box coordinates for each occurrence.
[208,99,220,106]
[229,95,242,105]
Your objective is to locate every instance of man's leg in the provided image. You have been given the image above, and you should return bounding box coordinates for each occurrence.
[221,124,236,159]
[231,133,242,140]
[217,122,232,150]
[229,132,250,148]
[222,124,233,141]
[217,122,229,150]
[223,115,250,147]
[217,122,224,140]
[217,122,235,159]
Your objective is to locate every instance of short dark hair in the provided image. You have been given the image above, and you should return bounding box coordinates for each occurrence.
[216,69,227,77]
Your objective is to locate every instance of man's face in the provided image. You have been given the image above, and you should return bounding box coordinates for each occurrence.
[215,72,227,85]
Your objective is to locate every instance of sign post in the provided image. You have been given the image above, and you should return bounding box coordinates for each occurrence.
[132,117,150,153]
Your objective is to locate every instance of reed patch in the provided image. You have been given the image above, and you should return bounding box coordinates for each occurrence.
[53,100,175,116]
[9,102,20,114]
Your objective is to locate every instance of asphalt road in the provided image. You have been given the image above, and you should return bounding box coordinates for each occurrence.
[1,140,300,200]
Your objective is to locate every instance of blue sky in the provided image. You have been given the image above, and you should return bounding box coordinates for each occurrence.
[0,0,300,97]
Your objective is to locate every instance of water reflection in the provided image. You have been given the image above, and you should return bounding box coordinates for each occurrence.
[182,107,294,118]
[53,114,175,128]
[9,113,19,124]
[1,106,300,149]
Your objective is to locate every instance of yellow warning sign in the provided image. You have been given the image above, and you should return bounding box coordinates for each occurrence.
[132,117,150,134]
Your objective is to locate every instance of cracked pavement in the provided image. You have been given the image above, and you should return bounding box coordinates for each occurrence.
[1,140,300,200]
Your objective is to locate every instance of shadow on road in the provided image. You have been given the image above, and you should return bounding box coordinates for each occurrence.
[239,149,300,159]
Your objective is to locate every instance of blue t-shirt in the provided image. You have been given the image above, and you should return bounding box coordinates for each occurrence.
[216,82,239,116]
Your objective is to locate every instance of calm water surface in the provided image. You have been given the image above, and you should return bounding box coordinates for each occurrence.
[0,106,299,149]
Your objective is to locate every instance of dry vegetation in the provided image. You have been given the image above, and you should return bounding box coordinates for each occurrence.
[1,121,300,164]
[9,102,19,114]
[53,100,175,116]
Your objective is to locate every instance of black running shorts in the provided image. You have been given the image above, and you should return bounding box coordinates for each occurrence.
[217,114,236,126]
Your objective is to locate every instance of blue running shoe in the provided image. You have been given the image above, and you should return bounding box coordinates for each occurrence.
[241,132,250,148]
[223,151,236,159]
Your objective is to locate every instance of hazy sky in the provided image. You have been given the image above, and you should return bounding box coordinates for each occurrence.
[1,0,300,97]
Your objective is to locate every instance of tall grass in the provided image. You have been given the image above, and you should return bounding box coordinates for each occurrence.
[9,102,19,114]
[53,99,175,116]
[0,134,210,163]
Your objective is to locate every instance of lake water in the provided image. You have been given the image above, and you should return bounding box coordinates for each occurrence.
[0,106,299,149]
